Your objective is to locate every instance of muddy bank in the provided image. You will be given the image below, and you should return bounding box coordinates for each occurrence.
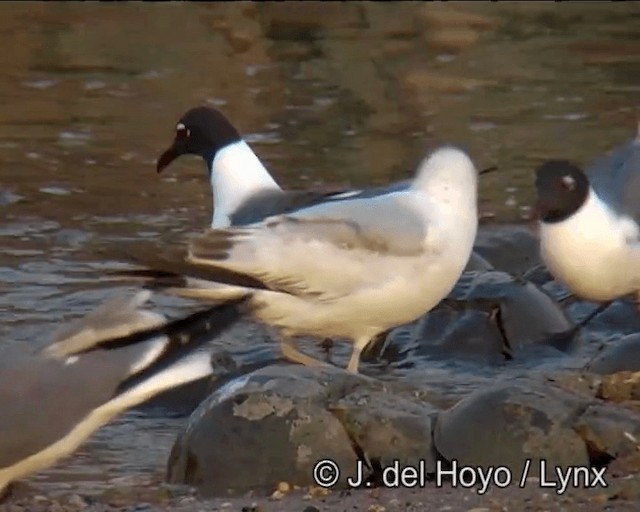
[4,473,640,512]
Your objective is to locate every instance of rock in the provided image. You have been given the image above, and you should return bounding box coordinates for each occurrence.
[573,403,640,466]
[167,364,359,496]
[405,305,506,365]
[448,271,577,353]
[564,299,640,337]
[595,371,640,404]
[434,378,591,478]
[330,387,439,476]
[587,335,640,378]
[464,252,494,272]
[168,363,440,497]
[372,270,577,367]
[473,226,541,276]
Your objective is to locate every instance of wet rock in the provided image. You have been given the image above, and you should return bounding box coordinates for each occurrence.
[402,305,506,365]
[371,271,577,366]
[168,363,440,497]
[464,252,493,272]
[575,300,640,337]
[167,364,360,496]
[573,403,640,466]
[473,226,541,276]
[330,387,439,476]
[434,378,592,477]
[595,371,640,404]
[447,271,578,354]
[586,333,640,375]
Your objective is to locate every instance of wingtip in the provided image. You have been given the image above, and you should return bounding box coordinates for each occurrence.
[112,295,250,396]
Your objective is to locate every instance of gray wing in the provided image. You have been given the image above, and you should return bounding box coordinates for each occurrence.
[187,193,428,300]
[228,180,412,226]
[586,128,640,221]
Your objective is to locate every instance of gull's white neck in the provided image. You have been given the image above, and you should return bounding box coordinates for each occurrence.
[209,141,281,228]
[540,189,629,245]
[539,188,640,300]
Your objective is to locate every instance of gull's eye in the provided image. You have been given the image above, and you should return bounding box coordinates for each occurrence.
[176,123,190,139]
[561,174,576,191]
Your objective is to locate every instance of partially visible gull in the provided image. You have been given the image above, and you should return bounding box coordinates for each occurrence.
[535,123,640,306]
[0,291,247,495]
[130,145,483,374]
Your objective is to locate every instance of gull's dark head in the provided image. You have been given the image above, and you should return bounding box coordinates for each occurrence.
[157,107,242,173]
[534,160,590,223]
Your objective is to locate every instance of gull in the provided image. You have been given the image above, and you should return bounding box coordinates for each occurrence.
[153,105,493,273]
[534,123,640,310]
[0,291,247,495]
[129,146,482,374]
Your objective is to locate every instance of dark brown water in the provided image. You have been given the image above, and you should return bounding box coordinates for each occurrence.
[0,2,639,496]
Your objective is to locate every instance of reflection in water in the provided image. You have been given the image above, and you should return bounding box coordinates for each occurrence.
[0,2,638,494]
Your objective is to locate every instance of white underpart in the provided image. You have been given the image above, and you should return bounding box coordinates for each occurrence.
[539,188,640,301]
[0,351,213,493]
[209,141,280,228]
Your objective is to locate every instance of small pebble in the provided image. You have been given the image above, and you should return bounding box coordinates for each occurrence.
[369,505,386,512]
[303,486,330,499]
[277,481,291,493]
[302,507,321,512]
[270,489,286,500]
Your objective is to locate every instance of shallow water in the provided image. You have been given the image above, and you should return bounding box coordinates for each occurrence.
[0,2,639,496]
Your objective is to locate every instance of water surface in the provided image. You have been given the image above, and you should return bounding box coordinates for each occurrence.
[0,2,638,496]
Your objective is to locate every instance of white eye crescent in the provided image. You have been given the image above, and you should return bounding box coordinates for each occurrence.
[176,123,190,137]
[561,175,576,190]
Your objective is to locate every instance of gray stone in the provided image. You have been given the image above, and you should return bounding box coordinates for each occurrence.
[433,378,591,478]
[330,387,439,473]
[573,403,640,464]
[168,363,440,497]
[586,333,640,374]
[473,225,541,276]
[372,270,577,366]
[167,364,362,496]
